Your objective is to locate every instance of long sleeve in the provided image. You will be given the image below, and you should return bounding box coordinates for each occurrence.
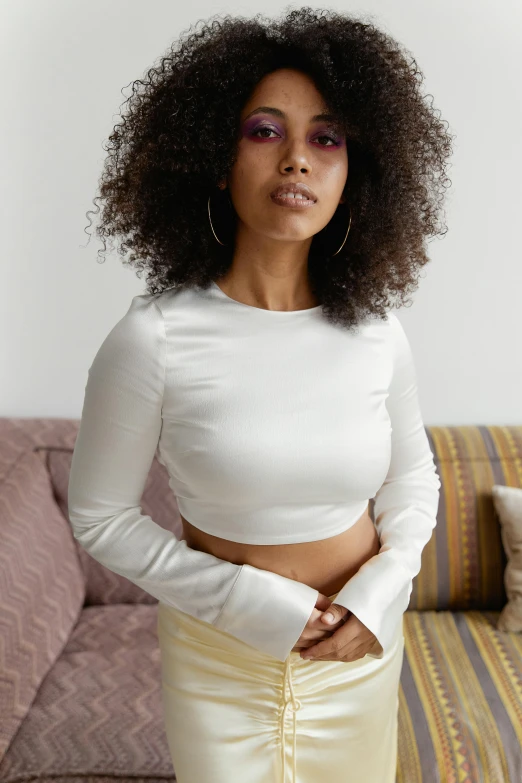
[67,294,319,662]
[333,312,441,658]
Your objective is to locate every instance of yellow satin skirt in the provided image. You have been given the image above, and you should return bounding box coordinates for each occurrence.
[157,590,405,783]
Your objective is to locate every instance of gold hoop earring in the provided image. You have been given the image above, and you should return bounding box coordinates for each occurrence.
[208,188,235,246]
[208,195,227,246]
[331,204,352,256]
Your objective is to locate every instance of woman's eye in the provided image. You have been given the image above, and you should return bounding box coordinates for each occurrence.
[315,135,338,146]
[251,127,279,139]
[251,127,339,146]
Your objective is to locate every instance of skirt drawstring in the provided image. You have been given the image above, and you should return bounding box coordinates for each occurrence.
[281,655,302,783]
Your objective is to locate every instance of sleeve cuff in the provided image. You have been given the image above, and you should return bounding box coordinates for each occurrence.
[332,549,412,658]
[214,563,320,661]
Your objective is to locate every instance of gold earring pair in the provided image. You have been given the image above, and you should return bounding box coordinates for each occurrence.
[207,191,352,255]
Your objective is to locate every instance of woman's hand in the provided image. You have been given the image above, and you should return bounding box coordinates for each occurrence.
[290,593,347,652]
[300,603,382,662]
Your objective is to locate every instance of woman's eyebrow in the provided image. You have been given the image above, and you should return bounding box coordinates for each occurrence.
[243,106,337,123]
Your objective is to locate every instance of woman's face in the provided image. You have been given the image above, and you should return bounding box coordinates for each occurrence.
[224,68,348,246]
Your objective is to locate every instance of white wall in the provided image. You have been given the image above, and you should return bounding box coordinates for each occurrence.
[3,0,520,424]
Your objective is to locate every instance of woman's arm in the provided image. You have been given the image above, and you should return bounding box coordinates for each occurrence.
[67,294,319,662]
[332,312,441,658]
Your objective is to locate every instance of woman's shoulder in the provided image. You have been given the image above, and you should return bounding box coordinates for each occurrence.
[131,284,204,315]
[121,285,187,322]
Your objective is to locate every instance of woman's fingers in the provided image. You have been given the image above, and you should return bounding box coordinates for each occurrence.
[291,598,346,651]
[314,593,335,612]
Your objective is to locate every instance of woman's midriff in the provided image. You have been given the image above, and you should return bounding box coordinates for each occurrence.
[180,504,380,597]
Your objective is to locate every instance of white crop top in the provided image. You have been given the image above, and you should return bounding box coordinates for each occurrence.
[68,281,441,661]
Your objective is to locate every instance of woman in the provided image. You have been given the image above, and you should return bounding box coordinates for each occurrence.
[68,7,452,782]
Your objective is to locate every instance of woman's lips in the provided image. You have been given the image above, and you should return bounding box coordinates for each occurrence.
[270,193,317,208]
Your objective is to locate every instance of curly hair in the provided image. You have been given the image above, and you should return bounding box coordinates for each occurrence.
[84,6,454,330]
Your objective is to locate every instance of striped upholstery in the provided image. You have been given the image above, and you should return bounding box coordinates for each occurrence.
[0,419,521,782]
[407,426,521,612]
[395,425,522,782]
[399,609,522,783]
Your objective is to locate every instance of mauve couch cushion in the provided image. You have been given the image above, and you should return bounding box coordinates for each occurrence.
[0,605,175,781]
[0,451,85,760]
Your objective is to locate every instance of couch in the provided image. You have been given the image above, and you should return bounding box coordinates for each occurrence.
[1,417,521,783]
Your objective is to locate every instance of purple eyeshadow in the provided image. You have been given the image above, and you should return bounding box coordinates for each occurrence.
[241,116,345,148]
[242,117,282,137]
